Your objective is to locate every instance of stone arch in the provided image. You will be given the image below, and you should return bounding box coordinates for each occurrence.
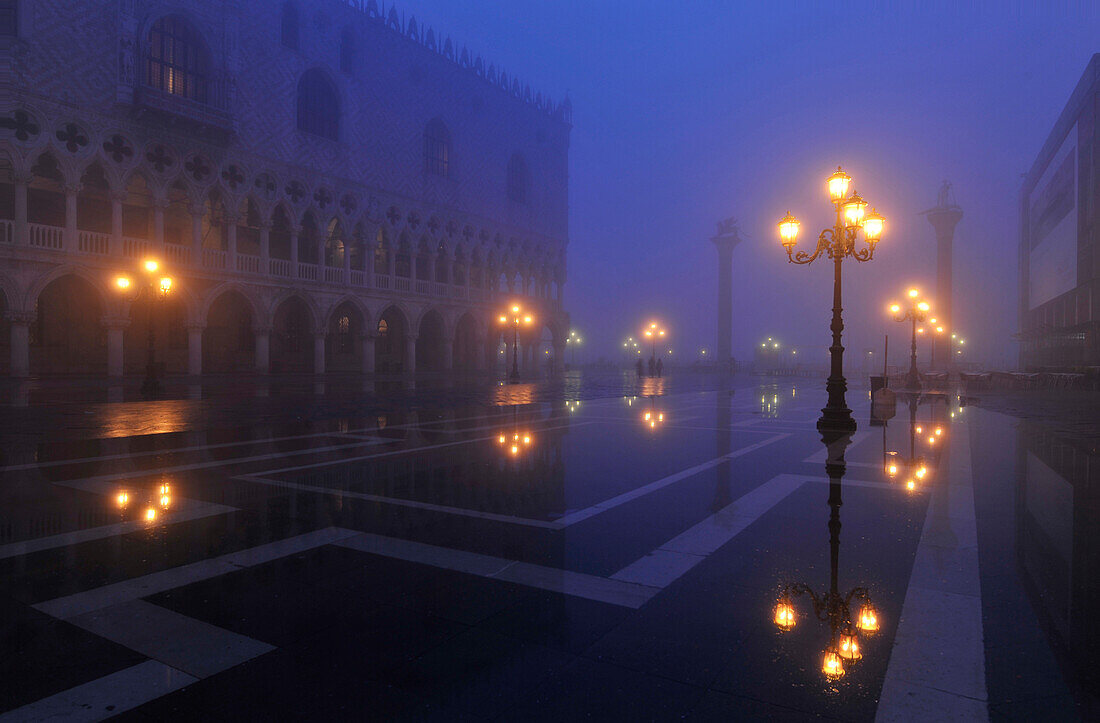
[29,273,108,375]
[326,297,366,372]
[375,304,409,374]
[236,195,263,257]
[199,281,263,324]
[123,286,189,375]
[270,293,318,372]
[269,202,295,262]
[415,308,446,372]
[27,150,66,229]
[299,209,321,265]
[324,216,346,268]
[203,289,255,373]
[454,312,480,372]
[76,160,112,239]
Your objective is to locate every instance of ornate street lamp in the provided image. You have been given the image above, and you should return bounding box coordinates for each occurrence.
[499,304,533,383]
[778,167,885,432]
[889,288,930,390]
[643,322,666,364]
[566,329,582,366]
[115,258,173,399]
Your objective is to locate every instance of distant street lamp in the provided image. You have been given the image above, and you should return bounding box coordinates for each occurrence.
[778,166,885,432]
[889,288,930,390]
[499,305,533,383]
[643,322,666,364]
[115,258,173,398]
[566,329,582,365]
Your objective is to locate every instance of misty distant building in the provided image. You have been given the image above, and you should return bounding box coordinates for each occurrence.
[0,0,571,377]
[1019,54,1099,369]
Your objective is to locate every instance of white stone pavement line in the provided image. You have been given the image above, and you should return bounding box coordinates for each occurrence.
[610,473,807,588]
[0,660,196,723]
[236,474,565,530]
[35,527,361,619]
[0,407,552,473]
[21,528,359,721]
[0,499,237,561]
[333,532,661,609]
[37,419,592,489]
[239,433,791,532]
[556,434,791,527]
[875,416,988,722]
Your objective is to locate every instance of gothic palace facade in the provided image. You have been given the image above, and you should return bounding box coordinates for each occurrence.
[0,0,571,377]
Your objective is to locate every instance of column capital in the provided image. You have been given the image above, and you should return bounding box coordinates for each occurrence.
[12,170,33,185]
[253,325,273,335]
[110,190,129,203]
[223,213,241,225]
[188,203,206,216]
[7,310,36,325]
[152,195,170,211]
[184,322,207,332]
[64,183,83,196]
[101,316,130,330]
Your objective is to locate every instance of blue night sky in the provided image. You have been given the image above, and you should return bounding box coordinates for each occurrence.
[380,0,1100,368]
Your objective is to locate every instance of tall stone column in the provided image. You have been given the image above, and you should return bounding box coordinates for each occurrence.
[254,326,271,374]
[290,225,301,278]
[110,191,125,256]
[104,317,129,378]
[442,338,454,371]
[9,311,33,377]
[711,219,744,373]
[313,332,326,374]
[225,213,239,272]
[259,221,271,272]
[361,333,375,374]
[13,171,30,246]
[404,334,417,375]
[190,203,204,267]
[64,183,81,252]
[924,183,963,370]
[186,323,204,376]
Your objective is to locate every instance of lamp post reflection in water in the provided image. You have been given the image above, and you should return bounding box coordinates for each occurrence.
[497,405,534,458]
[642,396,665,430]
[772,428,879,684]
[114,477,174,525]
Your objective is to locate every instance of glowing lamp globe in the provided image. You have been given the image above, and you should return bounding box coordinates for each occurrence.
[917,302,930,313]
[778,212,800,247]
[159,277,172,293]
[838,629,862,662]
[115,276,132,291]
[842,192,868,228]
[143,259,159,273]
[822,649,845,680]
[827,166,852,202]
[856,604,880,634]
[889,304,901,315]
[773,599,796,631]
[863,208,884,241]
[908,288,919,299]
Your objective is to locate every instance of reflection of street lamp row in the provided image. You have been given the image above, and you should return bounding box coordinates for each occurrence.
[115,480,173,523]
[778,166,885,432]
[889,288,931,390]
[497,431,533,456]
[115,259,174,398]
[566,330,582,365]
[774,581,880,681]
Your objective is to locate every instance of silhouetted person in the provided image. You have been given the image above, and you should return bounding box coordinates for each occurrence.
[648,357,656,377]
[636,358,645,378]
[656,358,664,377]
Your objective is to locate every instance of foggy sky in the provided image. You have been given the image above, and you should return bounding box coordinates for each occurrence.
[383,0,1100,369]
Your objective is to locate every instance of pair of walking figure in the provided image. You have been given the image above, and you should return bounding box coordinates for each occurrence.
[636,357,663,378]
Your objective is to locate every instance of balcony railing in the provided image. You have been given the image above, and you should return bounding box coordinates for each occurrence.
[236,254,261,274]
[298,262,319,281]
[29,224,63,250]
[202,248,226,269]
[0,221,551,308]
[78,230,109,255]
[270,258,292,277]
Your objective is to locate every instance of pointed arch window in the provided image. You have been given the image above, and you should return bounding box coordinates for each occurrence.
[0,1,16,37]
[297,69,339,140]
[146,15,209,103]
[424,118,451,178]
[281,2,299,49]
[507,153,528,204]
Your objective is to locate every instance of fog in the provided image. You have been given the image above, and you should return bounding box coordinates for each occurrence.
[383,0,1100,370]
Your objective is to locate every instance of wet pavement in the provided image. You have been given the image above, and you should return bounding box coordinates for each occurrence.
[0,371,1094,720]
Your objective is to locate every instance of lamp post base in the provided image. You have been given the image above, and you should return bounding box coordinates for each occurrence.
[904,370,921,390]
[141,367,161,399]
